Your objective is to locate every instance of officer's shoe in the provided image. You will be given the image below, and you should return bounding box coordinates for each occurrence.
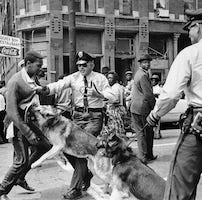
[63,188,82,200]
[147,155,158,163]
[82,172,93,191]
[15,179,35,191]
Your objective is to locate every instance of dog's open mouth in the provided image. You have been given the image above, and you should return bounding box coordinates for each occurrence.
[96,135,121,158]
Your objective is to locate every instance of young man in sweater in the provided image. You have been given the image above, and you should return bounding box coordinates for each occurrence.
[0,51,51,200]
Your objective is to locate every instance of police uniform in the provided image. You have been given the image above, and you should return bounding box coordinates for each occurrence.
[47,51,116,199]
[148,9,202,200]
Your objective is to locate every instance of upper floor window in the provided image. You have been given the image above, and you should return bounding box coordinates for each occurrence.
[154,0,169,18]
[75,0,81,12]
[85,0,96,13]
[75,0,103,14]
[121,0,132,15]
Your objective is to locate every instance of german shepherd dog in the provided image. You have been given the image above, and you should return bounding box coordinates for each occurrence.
[97,134,166,200]
[26,104,99,168]
[29,104,165,200]
[28,104,112,183]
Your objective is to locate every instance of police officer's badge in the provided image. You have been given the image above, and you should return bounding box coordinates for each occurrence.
[78,51,83,58]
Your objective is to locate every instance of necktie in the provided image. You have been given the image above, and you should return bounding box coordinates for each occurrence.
[83,76,88,111]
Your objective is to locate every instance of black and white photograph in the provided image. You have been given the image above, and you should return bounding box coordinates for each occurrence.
[0,0,202,199]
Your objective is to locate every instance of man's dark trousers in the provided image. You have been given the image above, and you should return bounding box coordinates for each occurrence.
[65,111,103,190]
[131,113,154,162]
[0,126,51,194]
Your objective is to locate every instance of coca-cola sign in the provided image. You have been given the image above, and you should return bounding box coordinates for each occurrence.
[0,35,21,58]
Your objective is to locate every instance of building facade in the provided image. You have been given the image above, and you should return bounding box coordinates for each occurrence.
[0,0,201,84]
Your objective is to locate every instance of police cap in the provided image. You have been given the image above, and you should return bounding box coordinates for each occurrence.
[76,51,94,65]
[183,9,202,30]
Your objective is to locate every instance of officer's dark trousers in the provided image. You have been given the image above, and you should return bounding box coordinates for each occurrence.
[0,110,6,143]
[65,110,103,190]
[131,113,154,162]
[163,130,202,200]
[0,126,51,194]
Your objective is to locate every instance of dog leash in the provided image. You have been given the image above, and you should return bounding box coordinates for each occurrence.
[126,123,149,147]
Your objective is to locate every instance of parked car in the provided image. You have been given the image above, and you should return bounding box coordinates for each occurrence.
[160,98,188,124]
[154,98,188,138]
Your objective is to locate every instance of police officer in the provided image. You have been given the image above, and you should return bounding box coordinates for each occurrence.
[39,51,116,199]
[147,9,202,200]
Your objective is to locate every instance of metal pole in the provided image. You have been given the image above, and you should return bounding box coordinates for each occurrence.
[69,0,76,74]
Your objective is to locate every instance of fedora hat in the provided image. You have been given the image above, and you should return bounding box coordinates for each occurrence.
[138,54,152,62]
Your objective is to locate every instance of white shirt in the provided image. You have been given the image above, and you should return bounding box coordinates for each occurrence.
[153,84,162,96]
[0,94,5,111]
[111,83,125,106]
[19,68,40,110]
[48,71,116,108]
[153,39,202,117]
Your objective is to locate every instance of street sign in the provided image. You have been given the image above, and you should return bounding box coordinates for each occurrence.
[0,35,21,58]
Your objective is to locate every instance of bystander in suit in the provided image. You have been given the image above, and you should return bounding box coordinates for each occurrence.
[130,54,157,164]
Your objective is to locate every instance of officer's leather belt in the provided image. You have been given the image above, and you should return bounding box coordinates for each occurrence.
[74,106,103,113]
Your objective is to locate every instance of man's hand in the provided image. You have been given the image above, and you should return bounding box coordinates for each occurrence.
[28,131,40,145]
[146,112,160,127]
[35,86,50,95]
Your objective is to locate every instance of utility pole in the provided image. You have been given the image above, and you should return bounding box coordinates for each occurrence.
[69,0,76,73]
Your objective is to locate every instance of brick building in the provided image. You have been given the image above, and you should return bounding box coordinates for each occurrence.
[0,0,201,84]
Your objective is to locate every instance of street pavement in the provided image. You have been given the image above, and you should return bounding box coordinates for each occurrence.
[0,128,202,200]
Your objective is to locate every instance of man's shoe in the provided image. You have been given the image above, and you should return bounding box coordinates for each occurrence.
[15,180,35,191]
[82,172,93,191]
[0,195,11,200]
[147,155,158,162]
[63,188,82,200]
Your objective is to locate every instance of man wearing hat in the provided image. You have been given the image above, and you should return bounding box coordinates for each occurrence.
[38,51,116,199]
[130,54,156,164]
[0,51,52,200]
[146,8,202,200]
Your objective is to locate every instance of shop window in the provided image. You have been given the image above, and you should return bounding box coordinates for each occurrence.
[149,36,167,59]
[116,38,134,55]
[153,0,169,18]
